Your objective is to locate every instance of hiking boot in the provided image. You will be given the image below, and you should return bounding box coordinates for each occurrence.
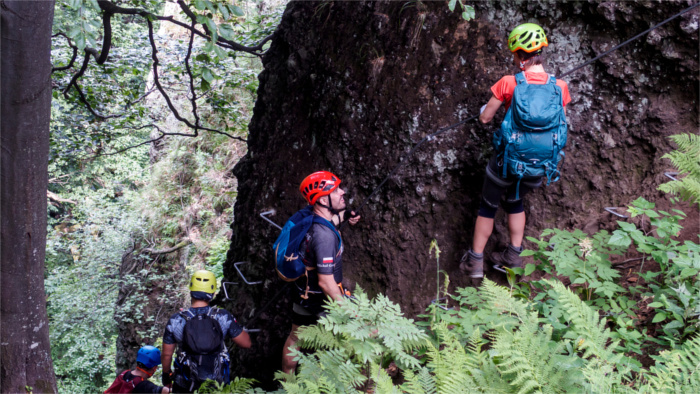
[491,244,524,270]
[459,250,484,279]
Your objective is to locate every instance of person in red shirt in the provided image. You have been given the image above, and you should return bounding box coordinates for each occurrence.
[460,23,571,281]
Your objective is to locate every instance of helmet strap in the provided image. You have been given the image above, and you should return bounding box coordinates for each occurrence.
[317,195,342,216]
[136,366,155,378]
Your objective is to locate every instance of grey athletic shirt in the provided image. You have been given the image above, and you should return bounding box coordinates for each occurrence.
[297,222,343,294]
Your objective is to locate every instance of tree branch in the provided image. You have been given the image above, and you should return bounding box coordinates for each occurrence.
[47,190,77,205]
[176,0,272,55]
[57,0,249,142]
[184,20,201,132]
[97,124,209,156]
[142,240,191,255]
[51,33,79,72]
[146,19,246,142]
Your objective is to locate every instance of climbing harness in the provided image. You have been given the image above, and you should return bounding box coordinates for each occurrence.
[339,2,700,230]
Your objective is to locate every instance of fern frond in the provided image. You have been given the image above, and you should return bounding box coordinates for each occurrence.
[659,133,700,204]
[297,324,342,350]
[370,363,402,394]
[643,335,700,391]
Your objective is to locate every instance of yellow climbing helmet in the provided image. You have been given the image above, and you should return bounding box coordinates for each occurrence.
[189,270,217,293]
[508,23,548,53]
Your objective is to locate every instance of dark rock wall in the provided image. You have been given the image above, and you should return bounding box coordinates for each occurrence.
[224,0,699,383]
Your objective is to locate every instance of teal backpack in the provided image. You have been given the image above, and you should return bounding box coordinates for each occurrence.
[493,72,567,198]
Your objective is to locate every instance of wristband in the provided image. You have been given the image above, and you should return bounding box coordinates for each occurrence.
[162,371,173,386]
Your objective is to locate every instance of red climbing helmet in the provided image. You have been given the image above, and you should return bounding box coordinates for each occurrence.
[299,171,341,205]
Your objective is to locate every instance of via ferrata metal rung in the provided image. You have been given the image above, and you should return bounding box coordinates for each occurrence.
[260,210,282,230]
[222,281,239,300]
[604,207,629,218]
[664,172,679,181]
[431,297,454,311]
[235,261,263,285]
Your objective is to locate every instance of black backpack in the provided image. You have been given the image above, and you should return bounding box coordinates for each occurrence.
[174,308,230,391]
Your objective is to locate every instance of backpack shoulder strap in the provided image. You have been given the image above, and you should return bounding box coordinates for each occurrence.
[312,216,342,249]
[547,74,556,85]
[131,375,144,387]
[180,309,195,320]
[515,72,527,85]
[206,307,219,318]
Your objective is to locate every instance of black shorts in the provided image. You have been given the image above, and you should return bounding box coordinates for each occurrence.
[290,296,327,327]
[478,155,542,218]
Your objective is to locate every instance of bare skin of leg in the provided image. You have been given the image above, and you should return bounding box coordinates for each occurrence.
[473,211,526,253]
[281,324,300,375]
[507,212,526,248]
[472,215,495,254]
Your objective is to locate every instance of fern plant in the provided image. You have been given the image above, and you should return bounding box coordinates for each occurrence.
[641,335,700,392]
[276,287,428,392]
[196,377,262,393]
[658,133,700,205]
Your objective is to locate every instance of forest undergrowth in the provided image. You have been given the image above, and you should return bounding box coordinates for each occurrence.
[46,0,280,391]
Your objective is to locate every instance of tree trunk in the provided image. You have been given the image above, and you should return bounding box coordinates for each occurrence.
[1,1,57,393]
[224,0,699,385]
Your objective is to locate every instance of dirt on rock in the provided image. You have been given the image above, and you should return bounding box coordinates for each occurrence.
[225,0,699,385]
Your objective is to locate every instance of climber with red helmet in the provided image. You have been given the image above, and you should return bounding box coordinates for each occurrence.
[281,171,360,375]
[461,23,572,281]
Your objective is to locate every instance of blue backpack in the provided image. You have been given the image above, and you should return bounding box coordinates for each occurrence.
[492,72,568,198]
[273,206,342,282]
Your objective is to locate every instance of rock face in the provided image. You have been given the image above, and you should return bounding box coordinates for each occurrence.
[225,0,698,384]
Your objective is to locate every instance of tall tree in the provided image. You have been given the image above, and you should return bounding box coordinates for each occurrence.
[1,1,58,393]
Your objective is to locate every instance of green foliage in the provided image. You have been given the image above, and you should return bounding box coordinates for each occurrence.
[277,287,427,392]
[196,377,263,393]
[46,200,148,393]
[641,335,700,392]
[612,198,700,347]
[447,0,475,21]
[658,133,700,205]
[283,278,646,393]
[524,197,698,354]
[47,1,284,392]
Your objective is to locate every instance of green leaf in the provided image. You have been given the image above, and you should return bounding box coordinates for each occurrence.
[573,277,587,284]
[647,302,664,308]
[524,263,536,276]
[617,221,637,232]
[231,5,245,17]
[75,34,86,51]
[652,312,667,323]
[663,320,684,330]
[219,4,229,20]
[632,197,655,210]
[213,45,227,60]
[195,53,211,62]
[608,231,631,247]
[68,25,82,39]
[201,67,214,82]
[520,250,536,257]
[680,267,698,279]
[218,23,235,40]
[448,0,457,12]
